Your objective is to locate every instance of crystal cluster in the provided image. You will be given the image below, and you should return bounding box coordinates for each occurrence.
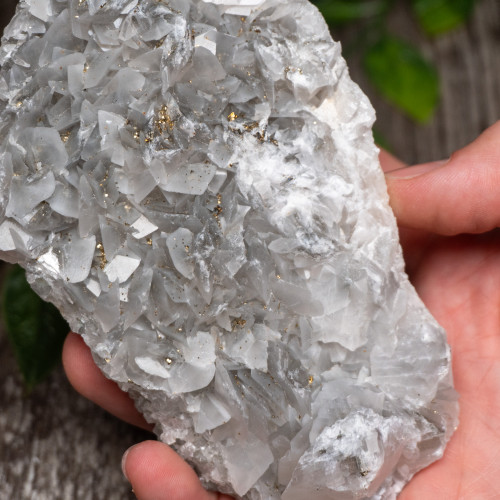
[0,0,458,498]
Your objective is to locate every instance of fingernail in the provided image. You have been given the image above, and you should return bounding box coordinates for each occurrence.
[121,446,134,481]
[385,159,448,179]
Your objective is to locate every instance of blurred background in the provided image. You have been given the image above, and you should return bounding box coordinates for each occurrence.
[0,0,499,498]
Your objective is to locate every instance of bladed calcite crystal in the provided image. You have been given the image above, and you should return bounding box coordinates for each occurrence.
[0,0,458,498]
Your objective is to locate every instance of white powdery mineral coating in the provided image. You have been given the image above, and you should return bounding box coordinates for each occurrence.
[0,0,458,498]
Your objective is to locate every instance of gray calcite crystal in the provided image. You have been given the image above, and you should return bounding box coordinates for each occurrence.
[0,0,458,498]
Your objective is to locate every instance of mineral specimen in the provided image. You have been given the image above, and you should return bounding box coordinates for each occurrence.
[0,0,458,498]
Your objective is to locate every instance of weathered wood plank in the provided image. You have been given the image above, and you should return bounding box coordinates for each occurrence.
[1,1,499,498]
[0,329,149,500]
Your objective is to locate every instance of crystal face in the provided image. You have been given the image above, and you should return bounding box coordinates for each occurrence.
[0,1,458,498]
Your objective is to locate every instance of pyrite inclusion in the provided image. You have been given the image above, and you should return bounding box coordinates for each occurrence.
[0,0,458,498]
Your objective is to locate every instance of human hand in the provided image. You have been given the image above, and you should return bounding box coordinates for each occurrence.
[383,121,500,499]
[63,121,500,499]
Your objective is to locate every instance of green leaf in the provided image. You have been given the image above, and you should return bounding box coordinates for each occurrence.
[312,0,388,25]
[373,128,392,152]
[363,36,439,123]
[411,0,477,36]
[2,265,69,391]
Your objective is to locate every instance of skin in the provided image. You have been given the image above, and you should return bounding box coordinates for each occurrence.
[63,122,500,499]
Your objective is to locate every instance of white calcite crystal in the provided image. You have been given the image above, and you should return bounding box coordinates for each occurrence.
[0,0,458,498]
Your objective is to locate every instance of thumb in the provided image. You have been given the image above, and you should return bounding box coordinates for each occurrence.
[384,121,500,235]
[121,441,233,500]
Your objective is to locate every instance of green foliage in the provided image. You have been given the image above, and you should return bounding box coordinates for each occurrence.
[364,36,439,123]
[2,265,69,392]
[313,0,388,25]
[412,0,477,36]
[372,128,392,152]
[313,0,478,123]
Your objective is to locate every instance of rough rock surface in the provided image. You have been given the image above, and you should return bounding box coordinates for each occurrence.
[0,0,458,498]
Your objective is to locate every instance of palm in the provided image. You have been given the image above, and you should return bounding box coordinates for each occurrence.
[399,229,500,498]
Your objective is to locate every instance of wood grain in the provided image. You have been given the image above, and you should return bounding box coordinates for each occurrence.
[1,1,499,498]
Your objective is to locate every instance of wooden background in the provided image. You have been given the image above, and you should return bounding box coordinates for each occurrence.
[1,1,499,498]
